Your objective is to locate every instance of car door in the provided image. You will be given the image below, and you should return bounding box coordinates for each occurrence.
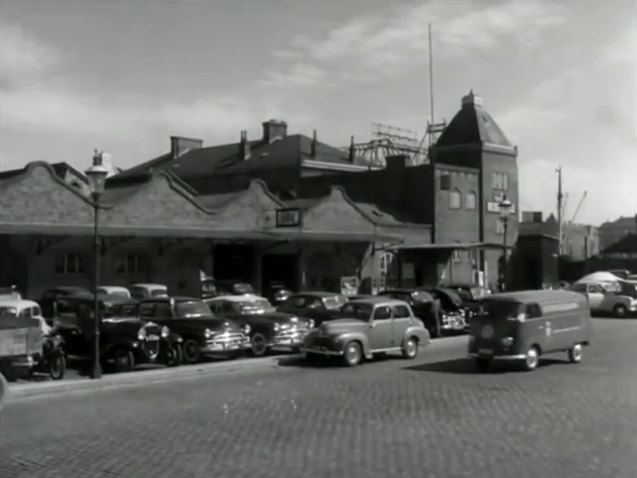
[368,305,394,350]
[586,284,605,310]
[391,304,412,345]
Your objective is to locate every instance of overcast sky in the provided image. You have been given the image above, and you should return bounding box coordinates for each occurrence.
[1,0,635,225]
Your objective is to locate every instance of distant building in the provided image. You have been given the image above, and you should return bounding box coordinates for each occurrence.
[598,215,637,251]
[514,211,559,289]
[562,223,599,260]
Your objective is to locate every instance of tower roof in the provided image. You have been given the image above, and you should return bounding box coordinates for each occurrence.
[435,91,513,148]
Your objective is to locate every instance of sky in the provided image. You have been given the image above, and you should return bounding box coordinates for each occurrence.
[0,0,635,226]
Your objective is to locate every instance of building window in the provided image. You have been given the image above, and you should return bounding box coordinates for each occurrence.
[452,250,462,263]
[450,189,461,209]
[465,191,477,210]
[55,254,85,275]
[492,172,509,191]
[116,253,144,274]
[440,172,451,190]
[379,253,392,276]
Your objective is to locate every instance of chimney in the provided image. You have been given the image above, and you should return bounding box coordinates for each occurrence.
[170,136,203,159]
[348,135,355,163]
[311,129,317,157]
[262,119,287,143]
[239,130,251,160]
[461,89,484,108]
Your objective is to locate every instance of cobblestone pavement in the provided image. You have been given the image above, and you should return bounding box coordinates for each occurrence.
[1,319,636,478]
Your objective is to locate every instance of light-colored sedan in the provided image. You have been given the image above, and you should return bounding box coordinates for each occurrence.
[570,281,637,317]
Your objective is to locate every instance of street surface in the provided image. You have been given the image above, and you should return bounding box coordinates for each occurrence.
[1,318,636,478]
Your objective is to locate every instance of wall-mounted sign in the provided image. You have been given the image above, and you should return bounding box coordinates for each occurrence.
[487,201,516,214]
[340,276,360,296]
[275,208,302,227]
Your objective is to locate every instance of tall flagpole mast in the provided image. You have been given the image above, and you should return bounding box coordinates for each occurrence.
[428,23,434,148]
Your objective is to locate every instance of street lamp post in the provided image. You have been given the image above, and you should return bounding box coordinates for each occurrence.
[498,195,513,292]
[85,151,109,380]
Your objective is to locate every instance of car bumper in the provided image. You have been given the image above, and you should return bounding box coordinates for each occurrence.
[201,334,249,354]
[269,331,307,351]
[468,352,526,361]
[302,346,344,357]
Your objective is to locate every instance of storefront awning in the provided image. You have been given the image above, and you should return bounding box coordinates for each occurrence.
[388,241,510,251]
[0,224,399,243]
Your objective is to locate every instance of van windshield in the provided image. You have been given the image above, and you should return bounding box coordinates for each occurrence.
[481,300,523,320]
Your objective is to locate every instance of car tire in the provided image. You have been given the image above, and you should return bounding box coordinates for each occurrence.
[250,333,268,357]
[342,341,363,367]
[613,304,628,318]
[112,348,135,373]
[402,337,419,360]
[182,339,201,364]
[48,352,66,380]
[165,343,182,367]
[567,343,583,363]
[475,358,490,372]
[522,346,540,372]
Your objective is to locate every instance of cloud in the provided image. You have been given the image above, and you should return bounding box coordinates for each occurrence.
[259,0,566,87]
[0,22,62,89]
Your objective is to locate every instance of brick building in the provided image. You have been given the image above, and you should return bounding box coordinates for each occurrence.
[598,215,637,252]
[0,91,520,298]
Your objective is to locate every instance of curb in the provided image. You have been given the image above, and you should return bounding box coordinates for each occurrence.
[5,354,287,403]
[3,335,467,403]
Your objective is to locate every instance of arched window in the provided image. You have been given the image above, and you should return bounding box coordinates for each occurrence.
[450,189,461,209]
[465,191,477,210]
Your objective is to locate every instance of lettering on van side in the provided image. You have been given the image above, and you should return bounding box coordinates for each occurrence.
[542,302,578,314]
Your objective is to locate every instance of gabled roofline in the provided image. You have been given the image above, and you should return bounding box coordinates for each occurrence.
[433,142,518,156]
[0,161,94,206]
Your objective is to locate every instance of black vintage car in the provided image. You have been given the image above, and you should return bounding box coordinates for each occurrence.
[138,296,250,364]
[420,286,468,334]
[377,288,442,337]
[205,295,314,356]
[277,292,348,326]
[51,293,183,373]
[439,282,491,320]
[39,286,91,320]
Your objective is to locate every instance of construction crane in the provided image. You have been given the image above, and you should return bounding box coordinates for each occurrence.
[570,191,587,223]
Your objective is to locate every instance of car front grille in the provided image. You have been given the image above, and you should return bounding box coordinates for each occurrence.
[144,340,160,360]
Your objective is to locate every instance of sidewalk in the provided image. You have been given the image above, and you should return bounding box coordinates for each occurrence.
[5,354,285,403]
[4,334,468,403]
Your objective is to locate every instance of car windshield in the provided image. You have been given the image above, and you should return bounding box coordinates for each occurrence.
[233,283,255,294]
[175,301,213,318]
[238,299,273,314]
[380,291,412,303]
[340,303,373,320]
[323,295,347,309]
[0,306,18,318]
[151,289,168,297]
[104,303,138,318]
[481,300,523,320]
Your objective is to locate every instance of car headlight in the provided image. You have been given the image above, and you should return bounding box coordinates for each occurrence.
[161,326,169,339]
[204,328,214,340]
[308,319,315,329]
[273,323,280,332]
[243,324,251,335]
[137,327,147,341]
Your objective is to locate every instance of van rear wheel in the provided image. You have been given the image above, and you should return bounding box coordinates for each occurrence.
[567,343,583,363]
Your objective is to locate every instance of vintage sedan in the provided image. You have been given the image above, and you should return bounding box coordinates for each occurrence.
[569,281,637,317]
[139,296,250,364]
[377,288,442,337]
[39,286,91,320]
[129,283,168,301]
[302,297,430,366]
[205,295,314,356]
[51,293,183,372]
[277,292,348,326]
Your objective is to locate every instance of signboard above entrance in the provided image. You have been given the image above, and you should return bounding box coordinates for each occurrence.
[487,201,516,214]
[276,208,302,228]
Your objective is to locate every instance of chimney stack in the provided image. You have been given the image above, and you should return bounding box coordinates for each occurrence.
[311,129,317,157]
[348,135,355,163]
[239,130,251,160]
[262,119,287,144]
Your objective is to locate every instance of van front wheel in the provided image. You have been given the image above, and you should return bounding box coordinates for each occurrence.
[523,346,540,371]
[567,343,583,363]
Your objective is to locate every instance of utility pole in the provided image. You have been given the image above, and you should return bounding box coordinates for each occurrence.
[427,22,434,148]
[556,167,563,255]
